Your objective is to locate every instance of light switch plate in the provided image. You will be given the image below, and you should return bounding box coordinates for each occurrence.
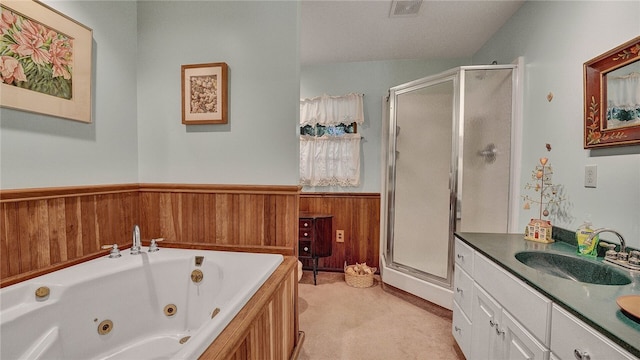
[585,165,597,188]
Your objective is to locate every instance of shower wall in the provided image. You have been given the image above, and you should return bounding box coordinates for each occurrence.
[458,68,514,233]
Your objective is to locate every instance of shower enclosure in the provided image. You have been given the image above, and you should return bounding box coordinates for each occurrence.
[380,64,520,309]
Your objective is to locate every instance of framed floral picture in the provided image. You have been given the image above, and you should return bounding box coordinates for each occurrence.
[181,62,228,125]
[0,0,93,123]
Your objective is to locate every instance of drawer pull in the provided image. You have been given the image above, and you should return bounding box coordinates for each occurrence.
[454,326,461,333]
[303,247,309,252]
[455,287,463,294]
[489,319,496,327]
[304,232,309,237]
[303,222,309,227]
[457,254,464,259]
[574,349,590,360]
[495,326,504,336]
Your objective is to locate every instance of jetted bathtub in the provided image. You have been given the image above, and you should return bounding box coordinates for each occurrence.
[0,247,283,359]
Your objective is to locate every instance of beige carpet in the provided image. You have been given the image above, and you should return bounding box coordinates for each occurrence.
[297,271,465,360]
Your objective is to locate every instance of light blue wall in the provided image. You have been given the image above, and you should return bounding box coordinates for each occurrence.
[0,1,139,189]
[136,1,300,185]
[1,1,299,189]
[300,58,469,193]
[473,1,640,248]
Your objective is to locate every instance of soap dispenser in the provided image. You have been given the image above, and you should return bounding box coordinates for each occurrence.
[576,220,598,257]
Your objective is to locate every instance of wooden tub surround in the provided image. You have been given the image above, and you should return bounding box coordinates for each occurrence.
[0,183,302,359]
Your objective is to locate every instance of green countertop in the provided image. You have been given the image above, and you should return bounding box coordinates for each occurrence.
[455,232,640,358]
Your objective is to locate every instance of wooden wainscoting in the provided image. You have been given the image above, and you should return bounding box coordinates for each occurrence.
[299,192,380,272]
[138,184,299,254]
[0,184,139,285]
[0,184,300,287]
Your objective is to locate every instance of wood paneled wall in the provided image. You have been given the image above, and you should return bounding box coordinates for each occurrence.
[1,184,300,287]
[1,185,139,285]
[299,192,380,272]
[138,184,299,253]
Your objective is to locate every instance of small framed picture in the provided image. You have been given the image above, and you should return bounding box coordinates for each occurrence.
[181,62,228,125]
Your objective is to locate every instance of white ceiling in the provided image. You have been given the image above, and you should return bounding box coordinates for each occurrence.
[300,0,525,65]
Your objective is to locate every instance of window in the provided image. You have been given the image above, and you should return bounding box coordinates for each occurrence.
[299,93,364,187]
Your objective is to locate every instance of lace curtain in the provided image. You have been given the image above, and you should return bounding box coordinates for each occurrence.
[300,93,364,126]
[607,72,640,126]
[299,93,364,187]
[300,134,361,186]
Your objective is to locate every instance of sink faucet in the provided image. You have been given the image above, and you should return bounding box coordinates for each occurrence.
[131,224,141,255]
[587,228,626,254]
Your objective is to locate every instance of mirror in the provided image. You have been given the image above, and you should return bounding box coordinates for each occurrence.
[584,36,640,149]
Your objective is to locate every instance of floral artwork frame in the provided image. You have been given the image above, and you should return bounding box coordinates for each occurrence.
[584,36,640,149]
[1,0,93,123]
[181,62,228,125]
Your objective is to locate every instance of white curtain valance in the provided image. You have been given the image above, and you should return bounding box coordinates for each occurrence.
[300,93,364,127]
[608,72,640,110]
[299,134,361,187]
[607,72,640,124]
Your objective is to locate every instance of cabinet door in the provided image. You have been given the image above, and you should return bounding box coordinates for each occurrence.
[454,265,474,318]
[472,284,504,360]
[502,310,549,360]
[551,304,636,360]
[452,301,473,359]
[455,237,474,274]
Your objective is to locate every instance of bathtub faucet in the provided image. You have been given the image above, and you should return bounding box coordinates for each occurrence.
[131,224,141,255]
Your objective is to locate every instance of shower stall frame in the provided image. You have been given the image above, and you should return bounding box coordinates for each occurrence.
[380,62,523,310]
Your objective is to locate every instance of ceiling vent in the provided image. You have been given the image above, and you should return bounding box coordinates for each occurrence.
[389,0,423,18]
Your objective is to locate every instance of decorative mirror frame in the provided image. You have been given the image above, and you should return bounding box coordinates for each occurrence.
[584,36,640,149]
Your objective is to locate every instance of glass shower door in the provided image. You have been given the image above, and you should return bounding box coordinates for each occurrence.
[387,76,457,285]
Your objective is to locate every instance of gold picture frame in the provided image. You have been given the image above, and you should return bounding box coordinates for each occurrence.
[181,62,228,125]
[0,0,93,123]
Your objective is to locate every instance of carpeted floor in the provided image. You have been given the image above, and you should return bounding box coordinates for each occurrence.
[297,271,465,360]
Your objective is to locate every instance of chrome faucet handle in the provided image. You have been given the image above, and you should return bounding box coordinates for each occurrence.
[101,244,122,258]
[604,243,618,261]
[590,228,626,254]
[148,238,164,252]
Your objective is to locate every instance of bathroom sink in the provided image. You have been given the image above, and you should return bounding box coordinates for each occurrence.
[515,251,632,286]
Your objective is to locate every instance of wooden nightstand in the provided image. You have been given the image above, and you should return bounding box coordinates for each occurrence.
[299,212,333,285]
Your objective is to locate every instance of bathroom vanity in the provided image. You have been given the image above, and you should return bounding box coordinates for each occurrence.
[452,233,640,360]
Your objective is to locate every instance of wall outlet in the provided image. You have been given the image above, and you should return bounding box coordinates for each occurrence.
[336,230,344,243]
[585,165,597,188]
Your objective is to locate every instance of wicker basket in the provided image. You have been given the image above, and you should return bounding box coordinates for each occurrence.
[344,264,376,288]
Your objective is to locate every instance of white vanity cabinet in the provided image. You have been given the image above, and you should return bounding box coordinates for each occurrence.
[452,239,475,358]
[551,304,636,360]
[453,237,551,360]
[470,263,549,360]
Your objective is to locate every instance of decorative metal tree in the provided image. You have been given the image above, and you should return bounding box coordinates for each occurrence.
[522,148,565,243]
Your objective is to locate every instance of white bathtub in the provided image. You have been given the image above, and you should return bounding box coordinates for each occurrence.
[0,247,283,360]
